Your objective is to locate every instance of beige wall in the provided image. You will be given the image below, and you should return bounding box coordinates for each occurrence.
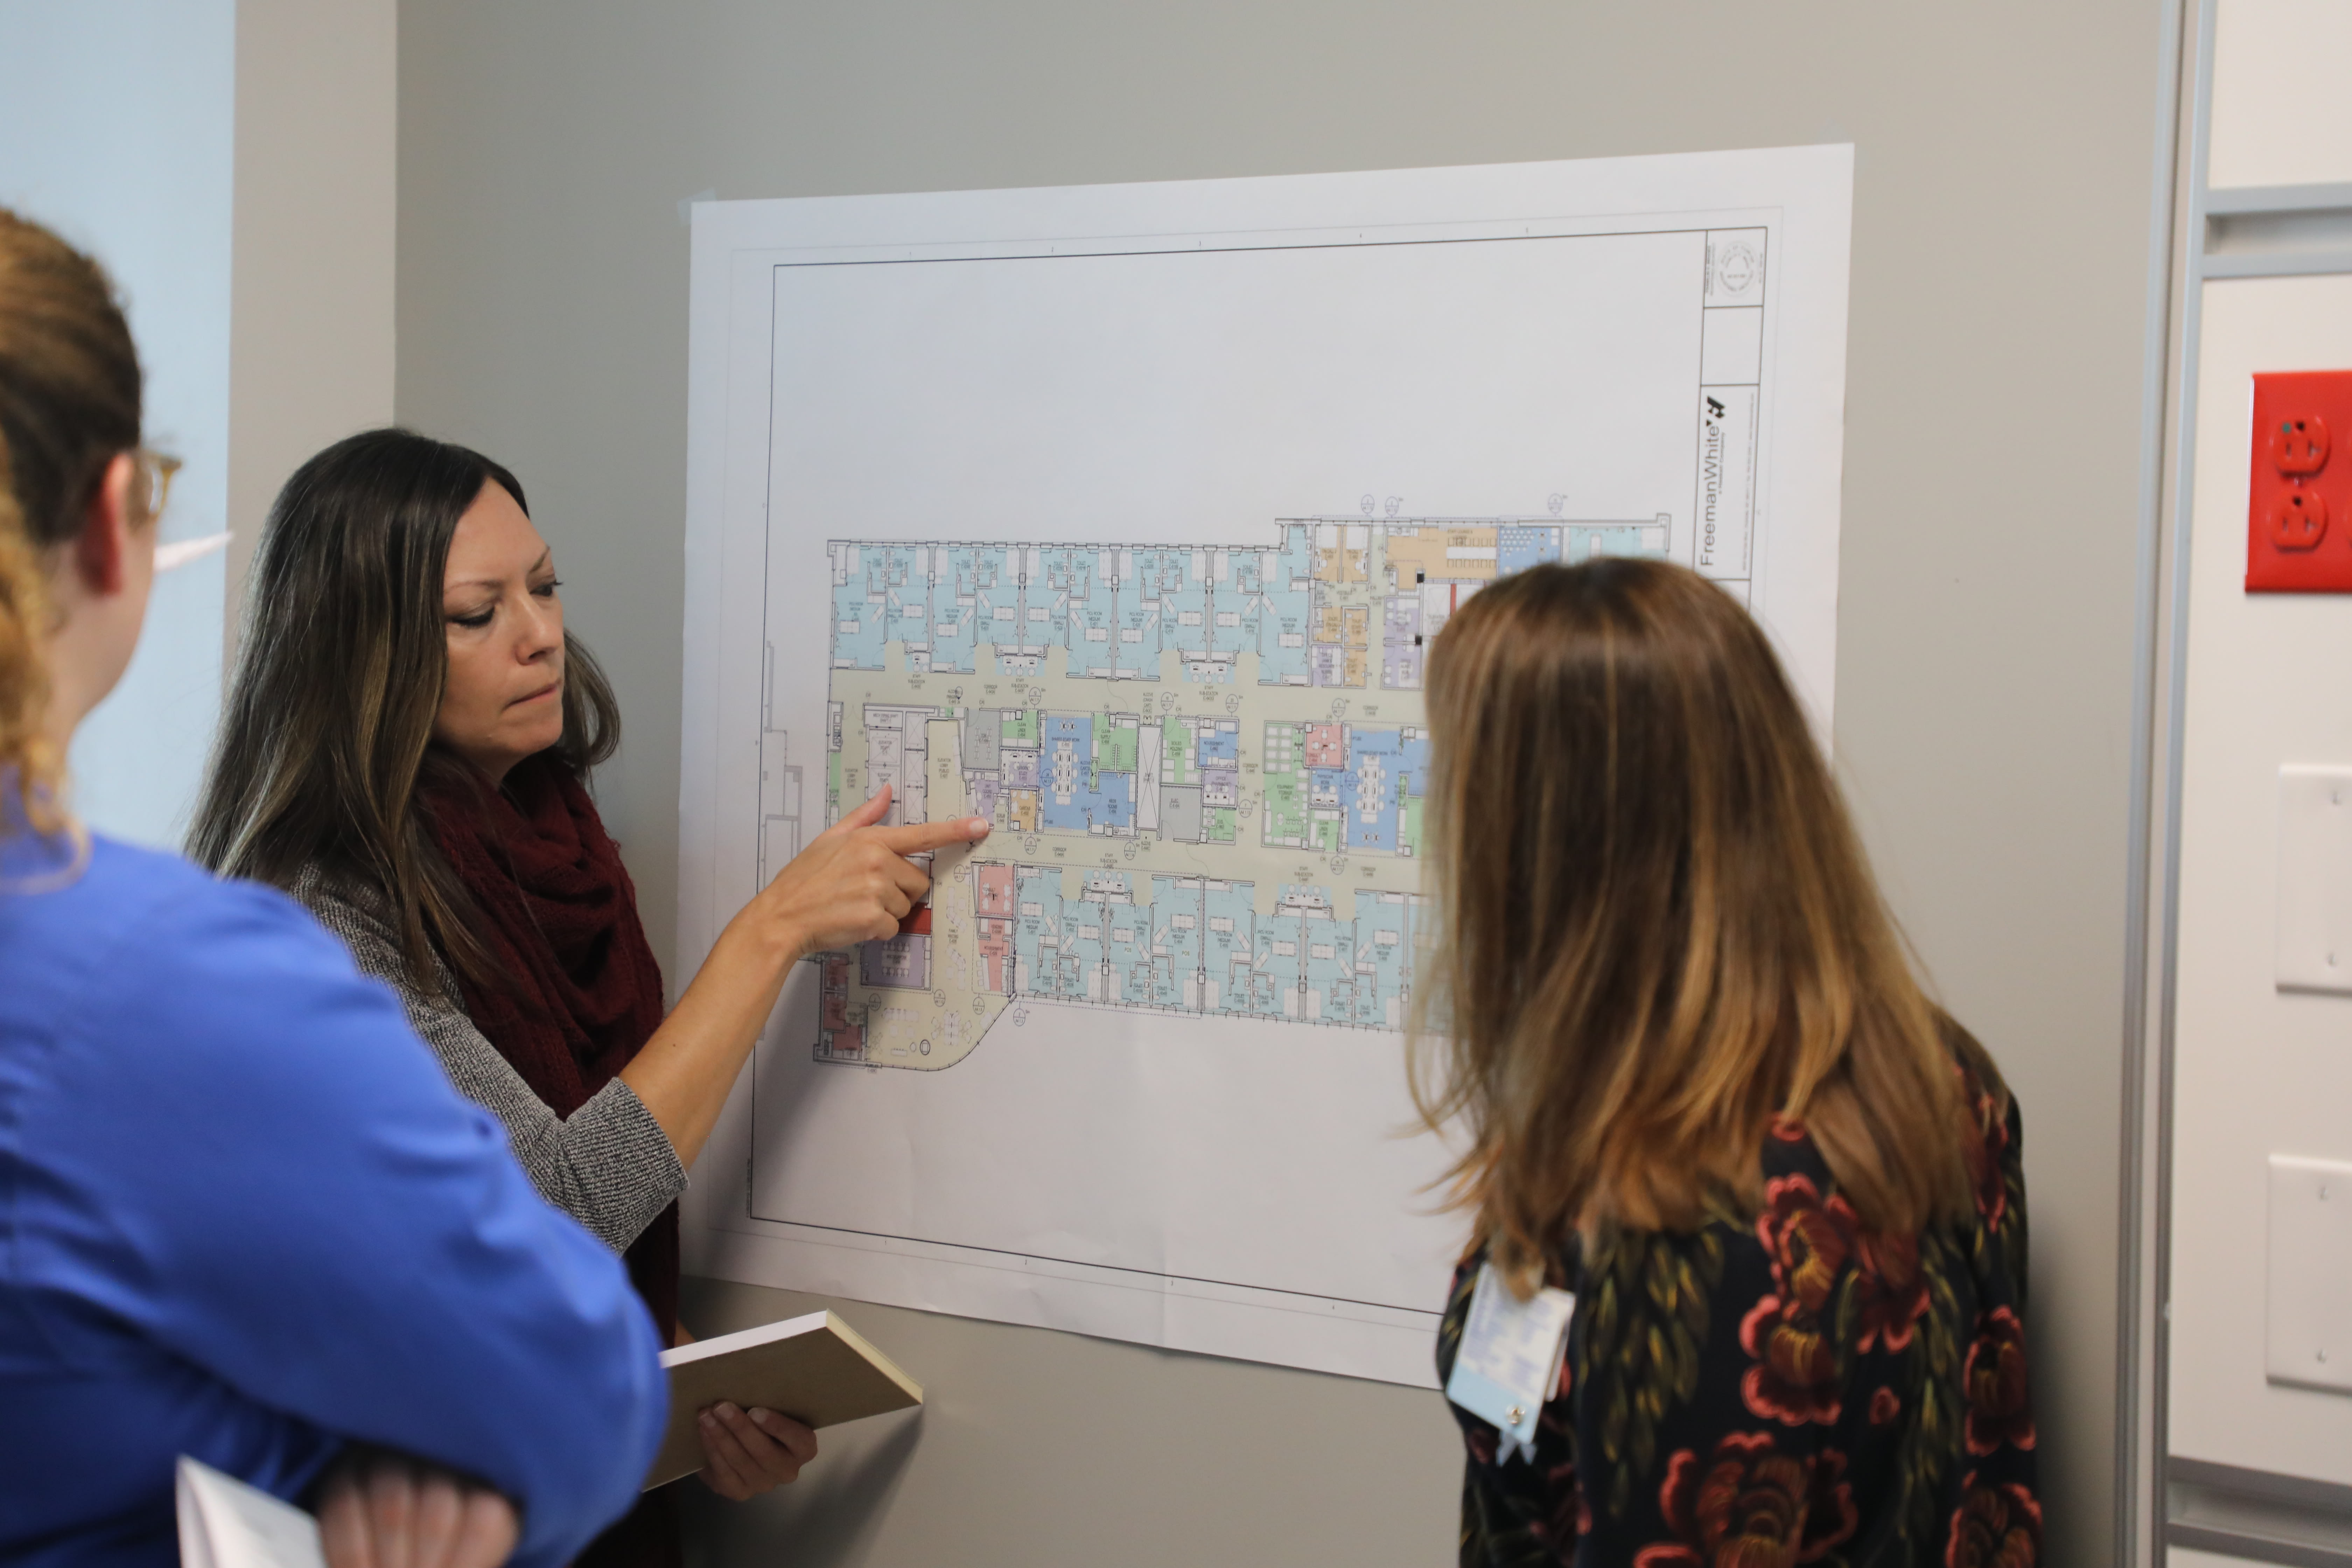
[227,0,398,644]
[395,4,2175,1562]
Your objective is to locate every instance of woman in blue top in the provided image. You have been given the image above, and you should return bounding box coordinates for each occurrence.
[0,215,667,1565]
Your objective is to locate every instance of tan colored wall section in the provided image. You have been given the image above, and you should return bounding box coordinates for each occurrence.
[227,0,397,647]
[396,3,2173,1561]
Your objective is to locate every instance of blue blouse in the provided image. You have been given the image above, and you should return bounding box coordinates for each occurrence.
[0,832,668,1568]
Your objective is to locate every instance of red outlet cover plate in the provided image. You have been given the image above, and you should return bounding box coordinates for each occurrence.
[2248,370,2352,592]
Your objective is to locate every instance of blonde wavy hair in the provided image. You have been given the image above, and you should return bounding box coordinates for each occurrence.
[0,437,65,838]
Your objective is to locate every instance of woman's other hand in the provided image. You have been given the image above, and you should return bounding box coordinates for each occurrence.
[752,784,989,958]
[696,1403,818,1500]
[316,1448,518,1568]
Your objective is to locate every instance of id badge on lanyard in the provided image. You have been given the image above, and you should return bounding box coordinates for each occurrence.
[1443,1261,1575,1464]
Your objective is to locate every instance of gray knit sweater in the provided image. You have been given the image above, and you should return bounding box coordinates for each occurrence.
[292,869,686,1253]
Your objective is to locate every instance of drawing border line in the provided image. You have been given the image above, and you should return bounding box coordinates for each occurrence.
[728,1211,1441,1322]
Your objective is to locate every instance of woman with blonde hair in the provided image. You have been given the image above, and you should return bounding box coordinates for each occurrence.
[1417,559,2037,1567]
[0,210,665,1568]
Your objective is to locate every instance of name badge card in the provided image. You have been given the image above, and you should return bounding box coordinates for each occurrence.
[1443,1261,1574,1464]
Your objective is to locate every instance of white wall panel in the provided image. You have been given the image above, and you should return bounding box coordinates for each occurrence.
[2210,0,2352,189]
[2171,272,2352,1483]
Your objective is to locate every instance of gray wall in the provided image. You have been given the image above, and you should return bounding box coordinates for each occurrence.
[397,4,2172,1561]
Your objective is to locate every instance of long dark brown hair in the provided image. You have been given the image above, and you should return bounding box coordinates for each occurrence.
[190,428,621,987]
[1409,558,1985,1287]
[0,209,145,838]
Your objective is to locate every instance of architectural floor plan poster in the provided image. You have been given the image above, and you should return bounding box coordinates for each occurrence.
[678,148,1853,1386]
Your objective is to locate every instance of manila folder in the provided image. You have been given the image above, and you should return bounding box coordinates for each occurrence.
[645,1309,922,1489]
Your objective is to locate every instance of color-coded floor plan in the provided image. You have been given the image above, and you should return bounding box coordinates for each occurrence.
[691,164,1846,1384]
[778,513,1668,1068]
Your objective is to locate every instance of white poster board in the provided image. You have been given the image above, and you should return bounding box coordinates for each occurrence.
[678,148,1851,1386]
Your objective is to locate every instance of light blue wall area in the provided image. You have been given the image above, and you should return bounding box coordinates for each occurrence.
[0,0,235,849]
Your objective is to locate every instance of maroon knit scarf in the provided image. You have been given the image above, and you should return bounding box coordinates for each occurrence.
[423,753,678,1345]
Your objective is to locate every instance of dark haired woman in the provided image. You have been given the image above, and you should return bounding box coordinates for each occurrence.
[191,427,986,1554]
[1413,560,2038,1566]
[0,216,667,1567]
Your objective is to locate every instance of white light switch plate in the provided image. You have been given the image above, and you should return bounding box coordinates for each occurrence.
[2268,1154,2352,1392]
[2276,765,2352,993]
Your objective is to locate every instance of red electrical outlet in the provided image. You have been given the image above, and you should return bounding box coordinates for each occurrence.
[2276,413,2330,475]
[2272,486,2329,550]
[2248,371,2352,591]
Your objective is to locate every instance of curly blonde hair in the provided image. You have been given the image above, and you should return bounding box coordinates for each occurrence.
[0,437,63,836]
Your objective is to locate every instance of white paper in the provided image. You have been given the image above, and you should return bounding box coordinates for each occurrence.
[678,149,1851,1386]
[176,1457,324,1568]
[660,1308,830,1369]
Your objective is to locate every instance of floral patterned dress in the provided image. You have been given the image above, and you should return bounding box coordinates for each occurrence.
[1436,1040,2037,1568]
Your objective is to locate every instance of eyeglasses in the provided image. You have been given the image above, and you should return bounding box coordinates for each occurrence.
[131,449,231,574]
[134,448,181,524]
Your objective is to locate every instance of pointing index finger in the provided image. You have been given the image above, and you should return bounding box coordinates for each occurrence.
[870,816,990,854]
[822,784,894,838]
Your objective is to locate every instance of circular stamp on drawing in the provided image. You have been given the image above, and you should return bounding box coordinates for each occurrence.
[1714,240,1760,297]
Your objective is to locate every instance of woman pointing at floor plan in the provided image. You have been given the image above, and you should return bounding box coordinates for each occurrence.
[189,427,989,1560]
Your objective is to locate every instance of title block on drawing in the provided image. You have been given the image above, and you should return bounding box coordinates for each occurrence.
[2276,765,2352,993]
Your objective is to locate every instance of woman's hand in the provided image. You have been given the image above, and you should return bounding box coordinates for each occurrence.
[316,1448,518,1568]
[747,784,990,959]
[696,1403,818,1501]
[622,783,989,1169]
